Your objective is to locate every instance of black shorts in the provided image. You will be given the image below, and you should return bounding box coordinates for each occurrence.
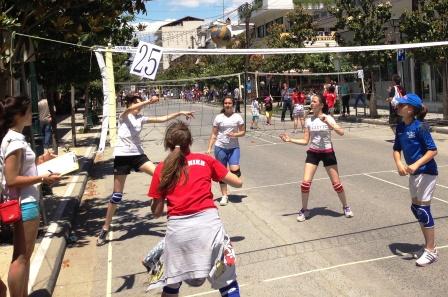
[305,151,337,167]
[114,154,150,175]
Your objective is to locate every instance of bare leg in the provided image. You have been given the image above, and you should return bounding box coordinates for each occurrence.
[102,174,127,231]
[325,165,348,207]
[8,218,39,297]
[300,117,305,132]
[293,117,298,130]
[139,160,157,176]
[301,163,318,210]
[420,225,435,251]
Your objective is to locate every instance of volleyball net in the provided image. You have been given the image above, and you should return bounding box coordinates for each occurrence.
[93,39,448,151]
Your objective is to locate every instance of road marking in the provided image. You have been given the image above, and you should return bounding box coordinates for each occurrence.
[363,173,448,204]
[263,244,448,282]
[185,244,448,295]
[107,228,114,297]
[28,142,97,292]
[232,165,448,193]
[250,135,276,144]
[232,169,399,193]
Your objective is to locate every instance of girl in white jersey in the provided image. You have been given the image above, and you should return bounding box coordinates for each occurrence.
[97,94,194,246]
[207,97,245,206]
[280,95,354,222]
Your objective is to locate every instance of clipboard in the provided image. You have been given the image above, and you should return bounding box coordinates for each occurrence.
[37,152,79,176]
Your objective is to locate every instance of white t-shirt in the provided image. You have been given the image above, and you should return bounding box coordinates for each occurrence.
[213,113,244,149]
[251,101,260,116]
[1,130,40,203]
[114,113,149,156]
[305,115,336,152]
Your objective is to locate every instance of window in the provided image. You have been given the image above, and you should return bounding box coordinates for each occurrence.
[275,17,283,25]
[257,25,265,38]
[265,21,274,35]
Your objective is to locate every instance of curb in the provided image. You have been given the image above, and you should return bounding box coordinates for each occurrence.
[29,144,97,297]
[339,117,448,134]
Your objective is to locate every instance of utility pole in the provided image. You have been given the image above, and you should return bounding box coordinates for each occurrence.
[239,2,252,131]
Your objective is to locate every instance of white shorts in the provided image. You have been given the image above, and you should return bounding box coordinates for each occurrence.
[409,174,437,202]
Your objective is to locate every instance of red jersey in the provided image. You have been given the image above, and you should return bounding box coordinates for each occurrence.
[148,153,228,216]
[292,92,305,105]
[324,93,336,108]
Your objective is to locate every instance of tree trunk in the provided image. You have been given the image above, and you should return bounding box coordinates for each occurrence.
[443,61,448,120]
[47,87,59,154]
[369,70,378,118]
[83,83,90,131]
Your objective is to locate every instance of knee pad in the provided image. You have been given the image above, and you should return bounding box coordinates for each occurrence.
[219,280,240,297]
[332,182,344,193]
[109,192,123,204]
[185,278,206,287]
[300,181,311,193]
[163,282,182,294]
[230,169,241,177]
[411,204,434,228]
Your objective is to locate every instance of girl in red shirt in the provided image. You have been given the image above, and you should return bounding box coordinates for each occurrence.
[292,88,306,133]
[148,121,242,297]
[324,85,337,116]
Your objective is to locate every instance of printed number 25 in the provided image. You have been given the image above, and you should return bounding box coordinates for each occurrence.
[132,45,161,76]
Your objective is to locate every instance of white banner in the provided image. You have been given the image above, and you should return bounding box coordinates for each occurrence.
[95,40,448,55]
[95,51,109,153]
[130,41,162,79]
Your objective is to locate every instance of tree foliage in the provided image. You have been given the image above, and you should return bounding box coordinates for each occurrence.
[401,0,448,118]
[329,0,393,116]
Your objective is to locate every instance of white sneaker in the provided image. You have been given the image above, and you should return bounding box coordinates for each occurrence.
[343,206,354,218]
[220,195,229,206]
[297,208,310,222]
[416,248,438,267]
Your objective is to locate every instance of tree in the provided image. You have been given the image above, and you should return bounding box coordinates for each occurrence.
[263,5,317,72]
[401,0,448,119]
[329,0,393,117]
[1,0,151,148]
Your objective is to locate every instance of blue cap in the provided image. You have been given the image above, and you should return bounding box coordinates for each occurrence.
[396,93,422,108]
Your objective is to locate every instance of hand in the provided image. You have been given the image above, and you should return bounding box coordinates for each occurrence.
[279,133,290,142]
[206,149,212,155]
[405,163,418,175]
[227,131,237,138]
[397,162,408,176]
[149,96,159,104]
[41,172,62,185]
[180,111,195,120]
[37,150,57,164]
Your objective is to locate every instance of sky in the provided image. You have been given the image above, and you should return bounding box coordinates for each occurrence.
[134,0,248,40]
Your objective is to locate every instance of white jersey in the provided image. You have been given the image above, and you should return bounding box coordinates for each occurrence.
[1,130,39,203]
[213,113,244,149]
[305,115,336,152]
[114,113,149,156]
[251,101,260,116]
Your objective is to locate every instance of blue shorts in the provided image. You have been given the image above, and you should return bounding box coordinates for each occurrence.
[214,147,240,166]
[21,201,40,222]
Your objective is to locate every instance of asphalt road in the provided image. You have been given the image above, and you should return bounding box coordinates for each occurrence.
[53,99,448,297]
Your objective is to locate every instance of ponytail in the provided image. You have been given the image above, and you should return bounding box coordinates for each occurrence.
[158,121,193,196]
[416,105,428,121]
[158,147,189,196]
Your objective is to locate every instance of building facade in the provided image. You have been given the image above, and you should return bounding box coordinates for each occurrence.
[154,17,205,70]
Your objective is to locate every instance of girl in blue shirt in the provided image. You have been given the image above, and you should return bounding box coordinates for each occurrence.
[393,93,438,267]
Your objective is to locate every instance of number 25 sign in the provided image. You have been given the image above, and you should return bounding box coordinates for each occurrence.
[130,41,162,80]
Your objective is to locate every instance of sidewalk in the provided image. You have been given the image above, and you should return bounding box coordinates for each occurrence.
[0,111,101,297]
[338,107,448,134]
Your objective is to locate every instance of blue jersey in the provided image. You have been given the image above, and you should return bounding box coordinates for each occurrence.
[393,120,438,175]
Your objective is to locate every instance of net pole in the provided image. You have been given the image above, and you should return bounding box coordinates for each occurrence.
[255,71,259,99]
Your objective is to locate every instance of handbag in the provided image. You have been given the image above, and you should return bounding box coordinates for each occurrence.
[0,137,23,224]
[0,198,21,224]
